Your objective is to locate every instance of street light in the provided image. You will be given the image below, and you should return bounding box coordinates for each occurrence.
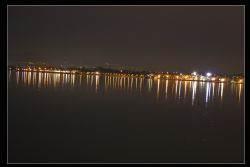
[206,72,212,77]
[192,71,197,76]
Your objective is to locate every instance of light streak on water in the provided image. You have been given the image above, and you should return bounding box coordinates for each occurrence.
[90,75,93,87]
[22,72,25,85]
[140,78,142,92]
[118,77,120,90]
[217,83,220,97]
[64,74,68,87]
[165,80,168,100]
[10,72,244,104]
[212,83,215,101]
[131,78,133,89]
[178,81,182,98]
[71,74,75,87]
[184,81,187,99]
[206,82,211,103]
[175,80,178,99]
[238,84,242,102]
[95,75,99,93]
[115,77,118,89]
[147,78,152,92]
[16,71,19,85]
[220,83,224,101]
[86,75,89,87]
[135,78,138,90]
[123,77,126,88]
[192,81,197,106]
[43,73,46,85]
[79,75,82,85]
[27,72,31,85]
[119,77,122,89]
[104,75,108,92]
[46,73,49,85]
[156,79,160,100]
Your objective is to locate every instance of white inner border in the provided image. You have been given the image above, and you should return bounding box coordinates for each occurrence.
[7,5,245,164]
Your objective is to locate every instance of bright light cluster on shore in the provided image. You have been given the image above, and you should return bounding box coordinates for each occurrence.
[11,67,244,84]
[206,72,212,77]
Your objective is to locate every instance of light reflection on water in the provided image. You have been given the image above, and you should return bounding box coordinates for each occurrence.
[8,70,244,163]
[165,80,168,100]
[10,71,243,104]
[192,81,197,106]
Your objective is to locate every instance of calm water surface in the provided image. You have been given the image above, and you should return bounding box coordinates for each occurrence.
[8,71,244,163]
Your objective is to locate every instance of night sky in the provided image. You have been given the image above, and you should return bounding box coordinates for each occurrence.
[8,6,244,74]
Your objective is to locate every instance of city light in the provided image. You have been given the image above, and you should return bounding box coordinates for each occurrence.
[9,66,244,84]
[154,75,161,79]
[206,72,212,77]
[211,77,216,81]
[220,78,225,82]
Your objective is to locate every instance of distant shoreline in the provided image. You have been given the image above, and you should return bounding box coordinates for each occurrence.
[8,65,244,84]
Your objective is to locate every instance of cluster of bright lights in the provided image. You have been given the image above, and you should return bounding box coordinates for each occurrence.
[12,67,244,84]
[192,71,197,76]
[15,67,74,74]
[206,72,212,77]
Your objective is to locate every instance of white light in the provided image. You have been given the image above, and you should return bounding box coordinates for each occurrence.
[206,72,212,77]
[192,71,197,76]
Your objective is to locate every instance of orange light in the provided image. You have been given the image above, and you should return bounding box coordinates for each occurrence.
[220,78,225,82]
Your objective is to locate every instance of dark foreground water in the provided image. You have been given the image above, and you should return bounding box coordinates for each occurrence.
[8,71,244,163]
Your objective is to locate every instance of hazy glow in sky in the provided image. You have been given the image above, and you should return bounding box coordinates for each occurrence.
[8,6,244,73]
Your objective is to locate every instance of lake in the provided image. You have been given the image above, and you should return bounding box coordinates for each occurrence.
[8,71,244,163]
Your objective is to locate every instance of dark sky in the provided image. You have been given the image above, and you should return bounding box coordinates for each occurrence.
[8,6,244,74]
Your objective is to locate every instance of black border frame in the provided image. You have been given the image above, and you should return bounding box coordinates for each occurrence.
[1,0,247,166]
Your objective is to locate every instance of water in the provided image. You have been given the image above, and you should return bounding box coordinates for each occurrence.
[8,71,244,163]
